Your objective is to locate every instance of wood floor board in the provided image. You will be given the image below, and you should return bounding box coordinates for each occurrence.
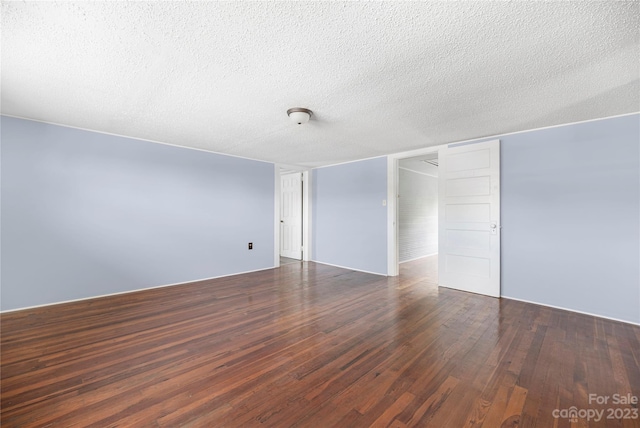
[2,257,639,427]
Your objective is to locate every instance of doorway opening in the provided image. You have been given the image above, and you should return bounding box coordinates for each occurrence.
[277,168,310,266]
[397,153,439,266]
[388,140,501,298]
[280,171,303,262]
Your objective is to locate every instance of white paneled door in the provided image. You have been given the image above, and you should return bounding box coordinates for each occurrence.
[280,172,303,260]
[438,140,500,297]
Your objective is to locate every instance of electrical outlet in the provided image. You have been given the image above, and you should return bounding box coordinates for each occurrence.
[248,242,253,250]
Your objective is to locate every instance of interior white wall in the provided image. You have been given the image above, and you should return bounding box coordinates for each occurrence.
[397,166,438,263]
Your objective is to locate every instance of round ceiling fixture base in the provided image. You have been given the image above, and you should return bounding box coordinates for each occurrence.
[287,107,313,125]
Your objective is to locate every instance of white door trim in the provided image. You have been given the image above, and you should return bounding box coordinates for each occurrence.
[387,145,444,276]
[274,167,281,267]
[302,170,311,262]
[275,166,311,267]
[280,172,303,259]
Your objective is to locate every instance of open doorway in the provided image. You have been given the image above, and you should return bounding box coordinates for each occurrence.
[388,140,501,298]
[278,169,307,265]
[397,153,439,264]
[280,171,302,263]
[387,147,440,276]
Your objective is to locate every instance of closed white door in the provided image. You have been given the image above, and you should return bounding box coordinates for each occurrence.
[280,173,303,260]
[438,140,500,297]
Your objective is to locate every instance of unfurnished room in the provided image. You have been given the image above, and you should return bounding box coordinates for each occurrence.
[1,1,639,427]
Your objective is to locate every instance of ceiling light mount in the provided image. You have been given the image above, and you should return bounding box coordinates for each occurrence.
[287,107,313,125]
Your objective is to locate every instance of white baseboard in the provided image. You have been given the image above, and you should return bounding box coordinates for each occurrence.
[310,260,387,276]
[501,295,640,326]
[1,266,276,314]
[399,253,438,264]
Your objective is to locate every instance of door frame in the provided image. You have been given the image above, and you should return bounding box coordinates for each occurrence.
[387,141,501,296]
[386,144,445,276]
[274,166,311,267]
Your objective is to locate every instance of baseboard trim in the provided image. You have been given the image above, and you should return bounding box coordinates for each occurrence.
[0,266,276,314]
[501,295,640,326]
[310,260,387,276]
[399,253,438,264]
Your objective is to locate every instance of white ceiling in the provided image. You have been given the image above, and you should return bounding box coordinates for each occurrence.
[2,1,638,168]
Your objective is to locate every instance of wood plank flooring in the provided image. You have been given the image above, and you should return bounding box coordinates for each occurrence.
[2,256,639,427]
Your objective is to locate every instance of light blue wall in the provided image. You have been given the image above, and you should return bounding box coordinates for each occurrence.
[312,157,388,275]
[498,114,639,324]
[3,114,637,323]
[310,115,638,323]
[1,116,275,311]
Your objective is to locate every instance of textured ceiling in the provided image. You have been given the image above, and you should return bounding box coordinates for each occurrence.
[2,1,639,167]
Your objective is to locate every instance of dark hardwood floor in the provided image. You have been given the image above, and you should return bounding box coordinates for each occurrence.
[2,257,639,427]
